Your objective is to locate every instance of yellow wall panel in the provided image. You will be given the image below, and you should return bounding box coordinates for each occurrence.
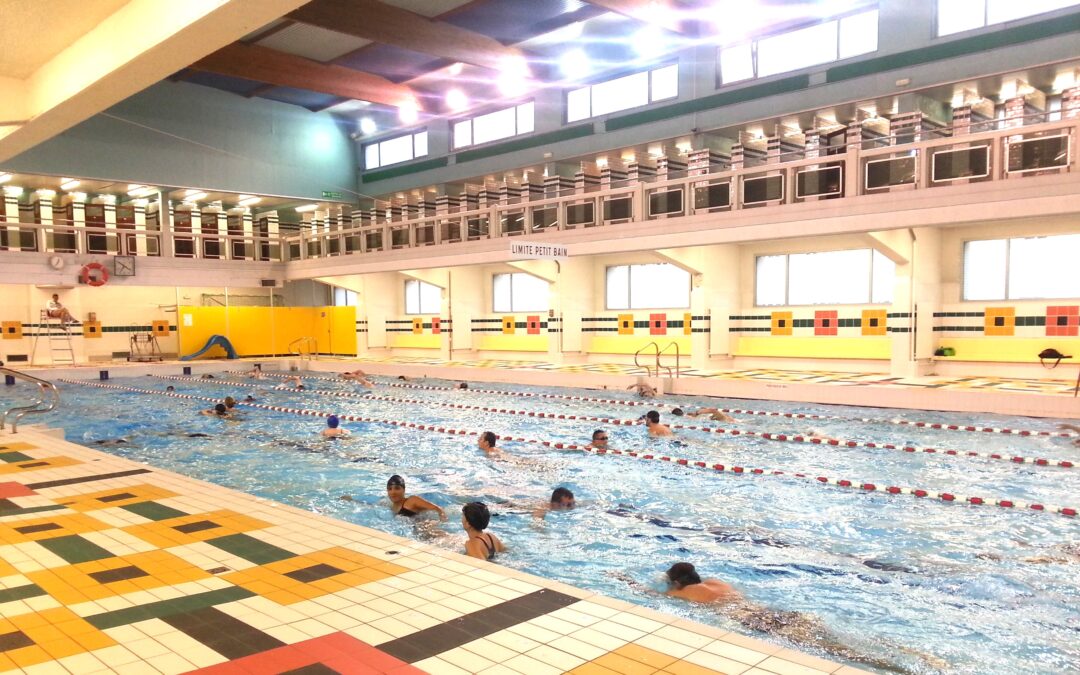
[736,336,891,359]
[475,334,548,352]
[178,307,228,357]
[935,337,1080,362]
[317,306,357,355]
[588,336,692,356]
[179,306,356,358]
[389,333,441,349]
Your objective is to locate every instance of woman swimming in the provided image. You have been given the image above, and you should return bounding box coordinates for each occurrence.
[386,475,446,519]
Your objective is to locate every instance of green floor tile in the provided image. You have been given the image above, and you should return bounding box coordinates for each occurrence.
[122,501,188,521]
[0,451,32,463]
[0,503,66,517]
[207,533,295,565]
[37,534,115,564]
[85,586,256,630]
[0,583,47,604]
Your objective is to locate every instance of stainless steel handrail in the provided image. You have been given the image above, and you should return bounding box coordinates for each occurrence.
[658,341,680,378]
[288,336,318,361]
[1,367,60,433]
[633,342,660,377]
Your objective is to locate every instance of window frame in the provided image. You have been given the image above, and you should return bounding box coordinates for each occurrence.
[451,101,535,151]
[604,263,692,310]
[363,129,429,170]
[716,7,879,87]
[404,279,441,315]
[565,62,680,123]
[492,272,550,313]
[961,235,1080,301]
[935,0,1080,37]
[754,248,895,307]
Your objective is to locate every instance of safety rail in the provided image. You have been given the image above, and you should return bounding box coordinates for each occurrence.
[659,341,681,378]
[288,336,318,360]
[634,342,671,378]
[1,367,60,433]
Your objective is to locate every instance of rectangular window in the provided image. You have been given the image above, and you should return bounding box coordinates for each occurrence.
[492,273,550,312]
[453,102,534,149]
[755,249,895,306]
[718,8,878,85]
[404,279,441,314]
[566,63,679,121]
[606,263,691,310]
[938,0,1080,35]
[332,288,357,306]
[363,130,428,170]
[963,234,1080,300]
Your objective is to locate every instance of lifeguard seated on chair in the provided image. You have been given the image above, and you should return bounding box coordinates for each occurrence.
[44,294,79,325]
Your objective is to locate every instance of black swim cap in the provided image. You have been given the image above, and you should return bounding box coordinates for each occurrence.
[387,475,406,489]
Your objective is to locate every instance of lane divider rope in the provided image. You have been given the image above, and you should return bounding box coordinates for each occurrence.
[181,375,1077,470]
[60,378,1078,519]
[230,370,1079,439]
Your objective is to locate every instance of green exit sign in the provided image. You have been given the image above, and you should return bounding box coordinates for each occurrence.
[321,191,344,199]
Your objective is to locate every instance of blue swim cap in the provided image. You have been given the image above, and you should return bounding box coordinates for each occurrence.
[327,415,340,429]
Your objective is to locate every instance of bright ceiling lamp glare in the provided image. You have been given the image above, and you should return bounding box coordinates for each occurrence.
[633,23,666,59]
[60,178,80,190]
[295,204,319,213]
[448,62,464,76]
[0,172,11,184]
[238,195,262,207]
[445,88,468,112]
[359,117,377,135]
[183,190,208,202]
[398,100,419,124]
[127,185,155,197]
[559,48,590,80]
[497,56,530,97]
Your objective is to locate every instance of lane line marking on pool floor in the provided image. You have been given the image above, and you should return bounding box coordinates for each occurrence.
[159,375,1077,470]
[228,370,1080,439]
[60,378,1079,519]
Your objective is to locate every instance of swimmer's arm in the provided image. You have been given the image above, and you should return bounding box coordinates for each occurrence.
[605,571,659,596]
[1057,423,1080,433]
[407,496,446,520]
[493,534,507,552]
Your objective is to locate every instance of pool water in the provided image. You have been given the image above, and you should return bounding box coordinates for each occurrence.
[2,374,1078,674]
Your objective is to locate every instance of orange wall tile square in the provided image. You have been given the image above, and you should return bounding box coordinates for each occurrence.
[771,311,793,336]
[984,307,1015,336]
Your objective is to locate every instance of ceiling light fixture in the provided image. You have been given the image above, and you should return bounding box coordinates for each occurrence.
[445,88,468,111]
[398,100,419,124]
[2,186,23,197]
[359,117,377,135]
[559,48,590,80]
[497,56,530,97]
[238,196,262,207]
[60,178,80,190]
[448,62,464,76]
[0,172,11,184]
[295,204,319,213]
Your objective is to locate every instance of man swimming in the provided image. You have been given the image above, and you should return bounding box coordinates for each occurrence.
[643,410,673,437]
[321,415,348,438]
[534,487,576,519]
[200,403,231,418]
[672,407,738,424]
[627,382,657,398]
[477,431,500,455]
[384,475,446,519]
[585,429,611,450]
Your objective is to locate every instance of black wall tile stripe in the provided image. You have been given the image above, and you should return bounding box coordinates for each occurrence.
[377,589,578,663]
[27,468,151,490]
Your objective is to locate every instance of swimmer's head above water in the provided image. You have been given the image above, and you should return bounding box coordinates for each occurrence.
[666,562,701,588]
[327,415,340,429]
[550,487,575,510]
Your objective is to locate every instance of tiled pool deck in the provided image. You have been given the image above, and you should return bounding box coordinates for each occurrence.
[0,430,873,675]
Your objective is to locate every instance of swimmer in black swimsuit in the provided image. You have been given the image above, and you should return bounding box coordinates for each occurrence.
[385,475,446,519]
[462,502,505,561]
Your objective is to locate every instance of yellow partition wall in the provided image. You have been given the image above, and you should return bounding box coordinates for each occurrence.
[735,336,891,359]
[587,335,692,355]
[179,306,356,358]
[474,334,548,351]
[935,337,1080,362]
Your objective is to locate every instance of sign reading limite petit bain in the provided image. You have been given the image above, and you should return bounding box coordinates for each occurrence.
[509,242,568,260]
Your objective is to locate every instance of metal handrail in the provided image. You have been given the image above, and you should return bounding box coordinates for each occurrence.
[633,342,660,377]
[658,341,681,378]
[288,336,318,361]
[1,367,60,433]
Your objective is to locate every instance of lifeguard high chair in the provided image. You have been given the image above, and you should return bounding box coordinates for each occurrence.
[32,310,76,365]
[128,331,163,362]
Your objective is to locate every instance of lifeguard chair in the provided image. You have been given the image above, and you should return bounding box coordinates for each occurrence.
[128,330,163,362]
[31,310,76,365]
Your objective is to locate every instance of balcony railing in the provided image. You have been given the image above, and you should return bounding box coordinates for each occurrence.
[1,116,1076,264]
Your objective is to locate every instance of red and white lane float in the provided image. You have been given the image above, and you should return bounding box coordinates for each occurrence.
[235,370,1079,440]
[162,375,1077,470]
[59,378,1079,519]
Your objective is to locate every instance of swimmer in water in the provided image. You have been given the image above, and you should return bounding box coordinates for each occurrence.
[534,487,576,519]
[457,382,469,389]
[342,369,375,388]
[276,376,305,390]
[165,386,175,393]
[200,403,231,418]
[627,382,657,398]
[243,395,256,403]
[200,374,215,380]
[463,502,505,561]
[223,396,238,410]
[613,563,941,672]
[1057,423,1080,447]
[321,415,348,438]
[585,429,612,450]
[92,438,129,446]
[672,407,738,424]
[478,431,501,455]
[247,364,264,380]
[643,410,673,437]
[383,475,446,519]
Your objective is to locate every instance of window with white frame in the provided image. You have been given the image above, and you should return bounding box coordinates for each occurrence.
[755,249,895,306]
[364,130,428,170]
[453,102,534,149]
[963,234,1080,300]
[493,273,550,312]
[718,8,878,85]
[937,0,1080,36]
[567,64,679,123]
[332,288,357,306]
[404,279,441,314]
[606,264,691,310]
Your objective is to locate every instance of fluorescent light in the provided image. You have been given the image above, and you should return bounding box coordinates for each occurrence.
[497,56,530,97]
[398,100,419,124]
[445,88,468,111]
[238,196,262,207]
[184,191,208,201]
[448,62,464,76]
[60,178,80,190]
[127,185,154,197]
[295,204,318,213]
[359,117,377,135]
[559,49,590,79]
[633,25,666,58]
[3,186,23,197]
[36,189,56,198]
[0,173,11,184]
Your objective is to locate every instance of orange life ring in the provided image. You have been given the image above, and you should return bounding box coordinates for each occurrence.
[80,262,109,287]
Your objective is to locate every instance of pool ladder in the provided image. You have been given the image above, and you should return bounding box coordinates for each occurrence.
[1,366,60,434]
[634,341,681,378]
[289,336,319,361]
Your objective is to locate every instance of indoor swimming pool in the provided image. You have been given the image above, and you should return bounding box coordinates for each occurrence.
[3,371,1078,674]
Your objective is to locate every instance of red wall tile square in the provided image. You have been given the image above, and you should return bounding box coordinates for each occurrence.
[650,313,667,335]
[814,310,838,336]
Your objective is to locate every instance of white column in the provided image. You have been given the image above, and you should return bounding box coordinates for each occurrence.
[32,189,54,252]
[2,186,22,250]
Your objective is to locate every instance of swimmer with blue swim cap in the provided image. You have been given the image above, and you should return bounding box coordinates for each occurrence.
[321,414,348,438]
